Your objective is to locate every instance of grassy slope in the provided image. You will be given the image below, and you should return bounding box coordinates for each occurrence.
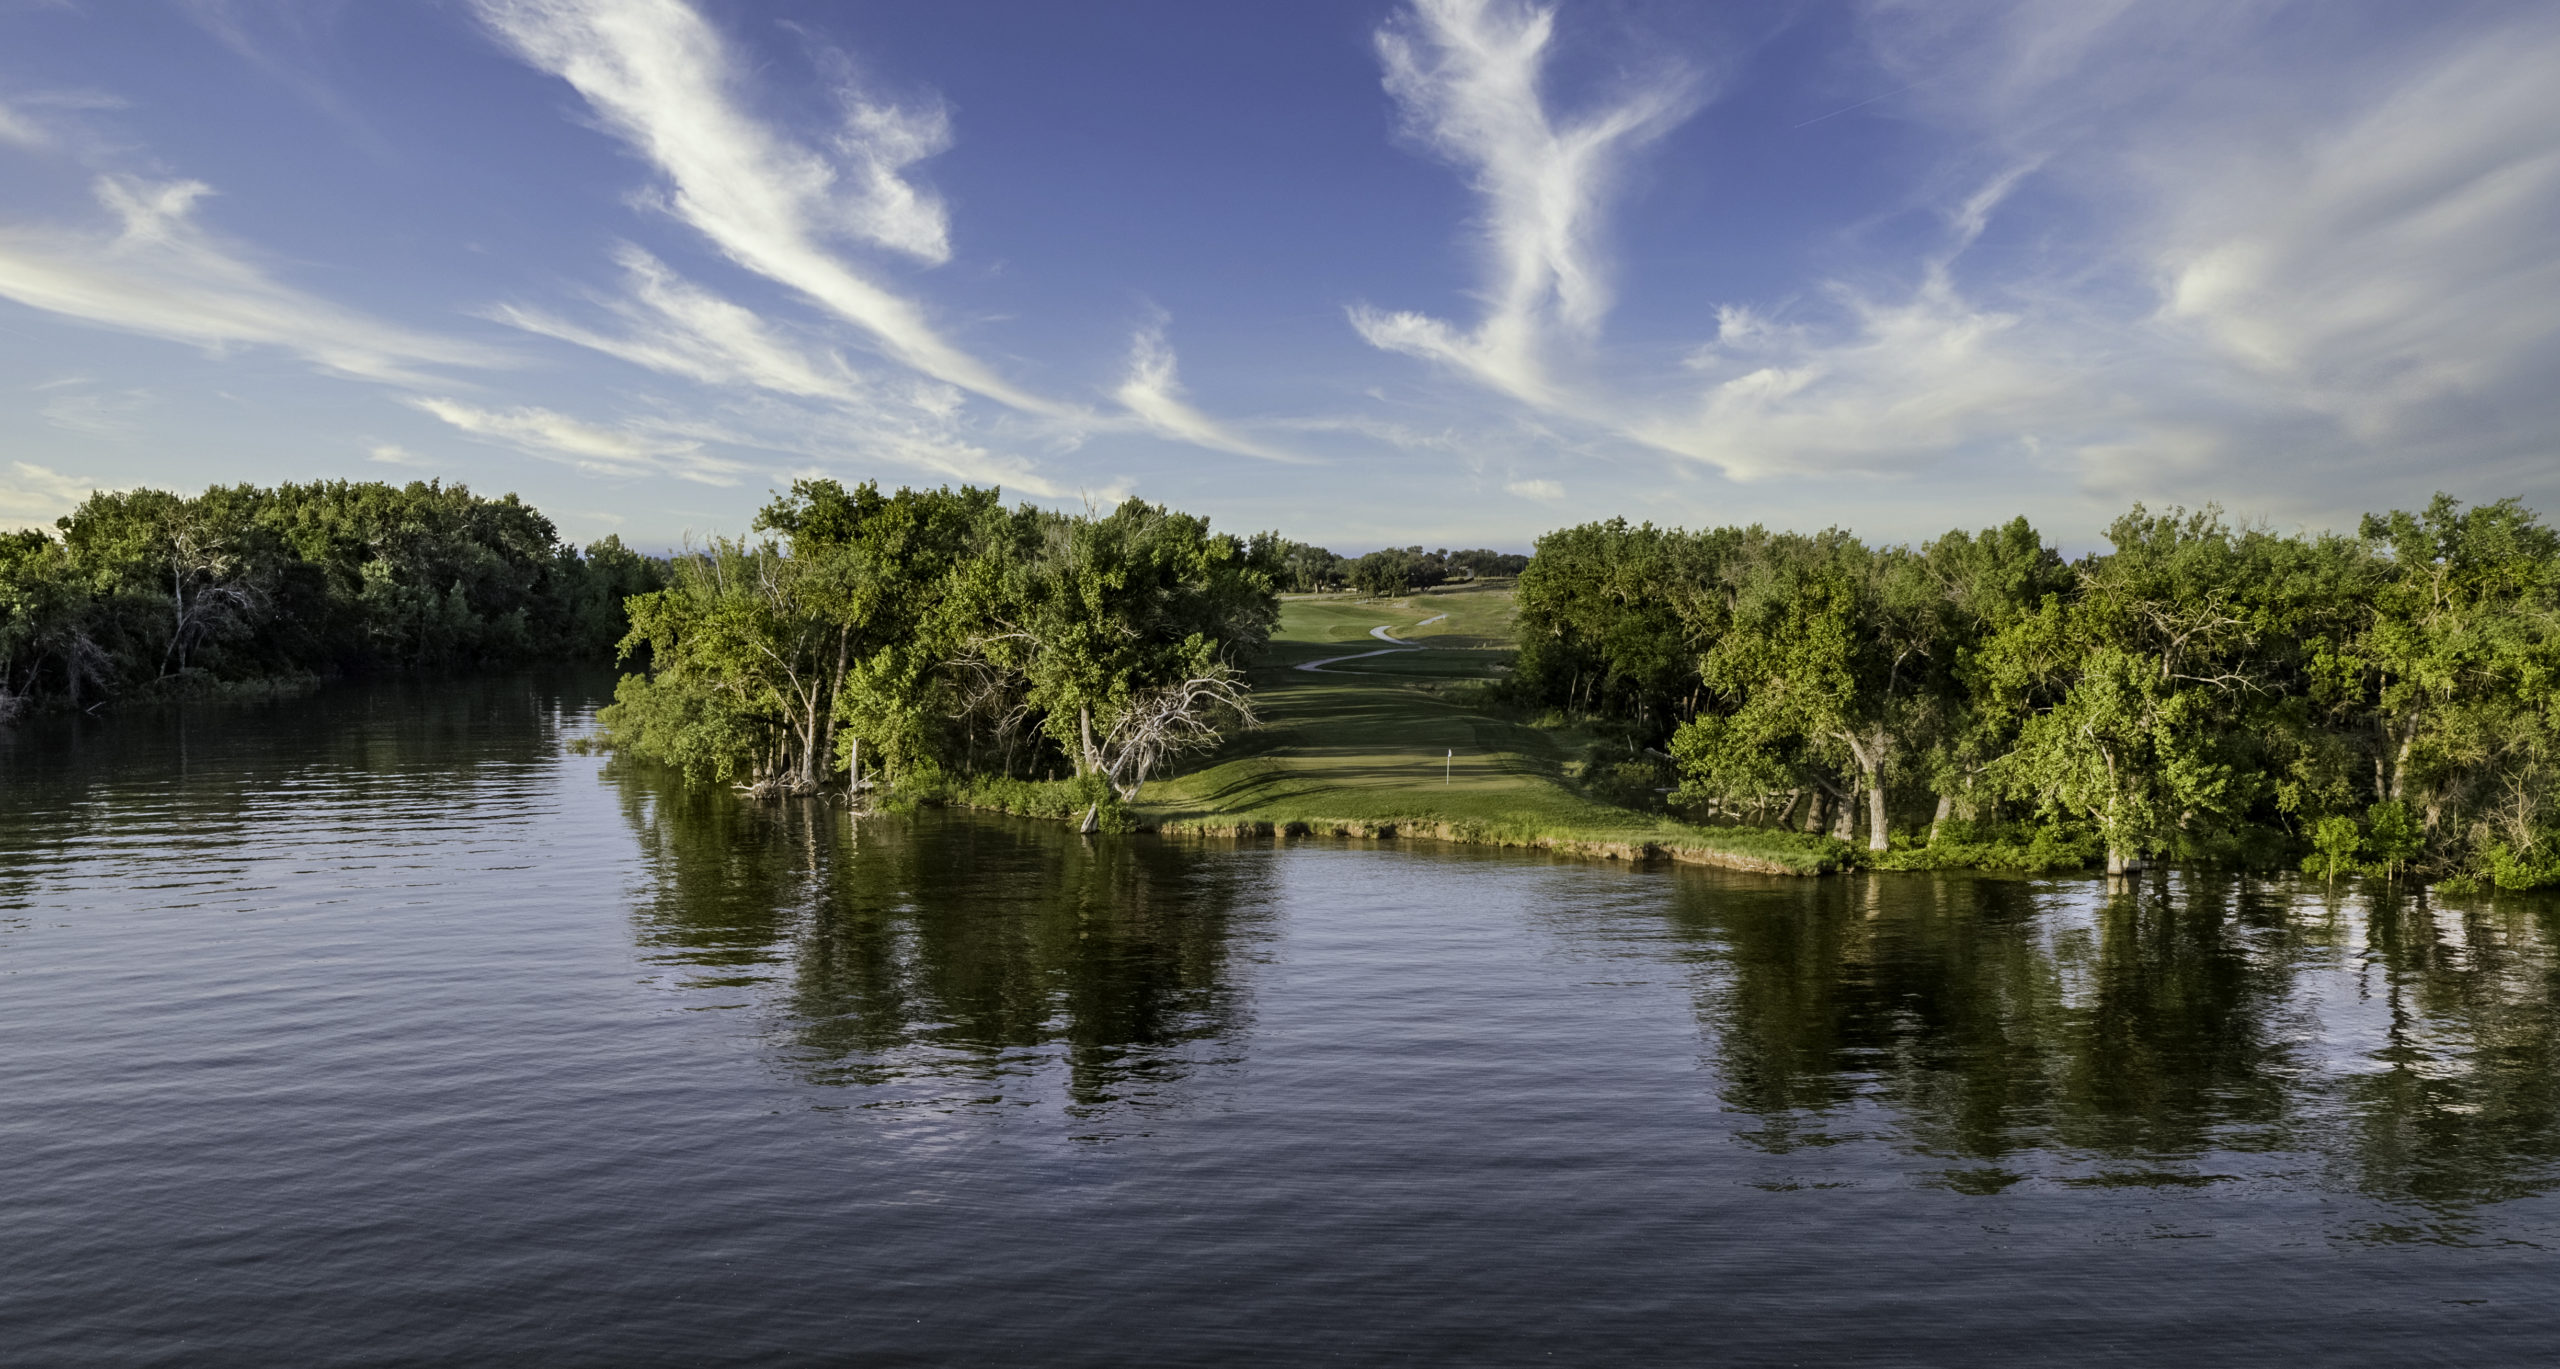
[1134,583,1847,875]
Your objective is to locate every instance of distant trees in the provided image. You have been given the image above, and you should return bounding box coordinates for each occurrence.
[1349,546,1445,597]
[1512,496,2560,885]
[600,482,1279,798]
[1263,538,1348,594]
[1449,548,1530,579]
[1243,541,1525,597]
[1,480,658,712]
[1342,545,1526,596]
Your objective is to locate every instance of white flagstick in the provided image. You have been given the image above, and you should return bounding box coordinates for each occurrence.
[1446,749,1452,784]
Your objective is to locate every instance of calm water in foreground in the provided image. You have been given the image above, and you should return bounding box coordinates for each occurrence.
[5,676,2560,1366]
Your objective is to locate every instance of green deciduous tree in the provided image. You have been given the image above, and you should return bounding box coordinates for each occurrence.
[1537,493,2560,882]
[3,479,660,714]
[597,488,1277,802]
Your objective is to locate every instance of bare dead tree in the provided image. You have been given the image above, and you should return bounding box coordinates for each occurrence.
[1097,666,1257,801]
[161,525,271,677]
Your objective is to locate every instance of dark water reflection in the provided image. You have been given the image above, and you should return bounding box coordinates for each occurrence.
[1663,874,2560,1224]
[9,676,2560,1365]
[615,772,1262,1115]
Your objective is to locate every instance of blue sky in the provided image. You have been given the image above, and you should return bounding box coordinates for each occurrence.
[3,0,2555,552]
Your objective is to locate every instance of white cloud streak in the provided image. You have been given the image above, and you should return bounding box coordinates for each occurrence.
[489,244,1069,493]
[38,383,154,439]
[0,461,101,530]
[473,0,1070,417]
[0,98,45,148]
[676,393,1068,497]
[490,243,864,402]
[1112,322,1310,465]
[1366,0,2560,518]
[410,395,747,484]
[1351,0,1697,406]
[2144,21,2560,441]
[0,176,502,385]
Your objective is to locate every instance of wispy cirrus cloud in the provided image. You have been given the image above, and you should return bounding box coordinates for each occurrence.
[1350,0,1699,407]
[1112,321,1310,465]
[175,0,398,156]
[490,243,865,403]
[409,395,746,484]
[2140,16,2560,443]
[477,0,1316,484]
[488,244,1072,492]
[1658,0,2560,498]
[0,98,45,148]
[38,380,155,439]
[0,175,503,385]
[0,460,102,530]
[1364,0,2560,521]
[472,0,1069,417]
[679,392,1066,497]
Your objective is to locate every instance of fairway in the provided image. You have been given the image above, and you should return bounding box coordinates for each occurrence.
[1137,583,1841,873]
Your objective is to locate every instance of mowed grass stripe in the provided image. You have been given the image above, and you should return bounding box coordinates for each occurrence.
[1137,582,1846,874]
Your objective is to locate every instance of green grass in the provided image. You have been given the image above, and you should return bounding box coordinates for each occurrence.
[1133,582,1849,875]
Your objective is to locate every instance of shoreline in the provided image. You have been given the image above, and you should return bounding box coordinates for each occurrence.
[933,789,1847,875]
[1148,814,1827,875]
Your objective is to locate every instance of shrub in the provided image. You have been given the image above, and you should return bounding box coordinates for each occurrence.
[2301,815,2363,881]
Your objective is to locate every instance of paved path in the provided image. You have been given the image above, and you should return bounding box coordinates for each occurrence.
[1296,624,1426,674]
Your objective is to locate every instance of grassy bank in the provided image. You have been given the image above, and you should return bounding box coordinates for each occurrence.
[1127,584,1852,876]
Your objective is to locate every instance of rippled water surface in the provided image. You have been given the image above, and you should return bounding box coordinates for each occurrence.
[6,675,2560,1365]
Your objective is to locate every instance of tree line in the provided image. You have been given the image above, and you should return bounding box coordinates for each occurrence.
[598,481,1280,803]
[0,480,659,718]
[1511,496,2560,888]
[1265,541,1528,595]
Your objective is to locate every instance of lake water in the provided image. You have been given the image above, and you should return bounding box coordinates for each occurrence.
[5,675,2558,1365]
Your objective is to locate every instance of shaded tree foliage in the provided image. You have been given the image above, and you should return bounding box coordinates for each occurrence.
[1262,538,1349,593]
[599,482,1279,800]
[1513,497,2560,883]
[1349,545,1446,597]
[1449,547,1530,579]
[1,480,660,714]
[1240,541,1521,596]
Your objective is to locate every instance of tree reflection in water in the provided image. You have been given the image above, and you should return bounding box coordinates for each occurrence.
[1669,870,2560,1219]
[611,765,1265,1119]
[611,765,2560,1221]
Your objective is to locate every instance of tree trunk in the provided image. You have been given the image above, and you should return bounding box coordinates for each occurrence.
[1802,789,1828,834]
[169,562,185,674]
[848,736,862,794]
[1078,705,1098,776]
[1864,765,1888,852]
[1830,780,1856,843]
[815,627,849,792]
[1930,793,1953,844]
[802,692,823,791]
